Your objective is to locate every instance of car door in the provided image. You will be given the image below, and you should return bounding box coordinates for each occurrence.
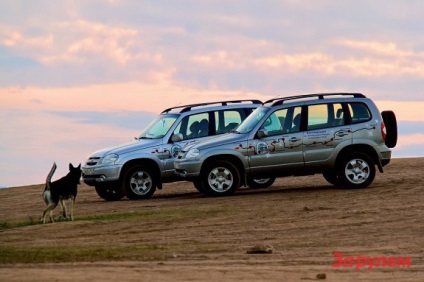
[248,106,304,174]
[303,102,351,167]
[162,112,213,175]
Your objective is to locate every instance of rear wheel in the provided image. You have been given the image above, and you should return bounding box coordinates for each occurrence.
[95,183,124,201]
[121,165,157,199]
[201,160,240,197]
[338,153,375,188]
[247,176,276,189]
[322,171,342,186]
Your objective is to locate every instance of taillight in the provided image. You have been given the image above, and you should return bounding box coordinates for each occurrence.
[381,122,387,140]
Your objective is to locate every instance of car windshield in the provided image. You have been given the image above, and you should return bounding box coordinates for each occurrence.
[235,107,269,134]
[138,114,179,139]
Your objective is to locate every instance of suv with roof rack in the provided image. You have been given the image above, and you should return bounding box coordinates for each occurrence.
[82,99,263,200]
[174,93,397,196]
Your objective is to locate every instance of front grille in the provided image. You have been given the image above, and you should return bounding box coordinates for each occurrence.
[86,157,100,166]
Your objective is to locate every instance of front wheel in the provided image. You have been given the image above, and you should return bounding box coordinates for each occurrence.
[121,165,157,199]
[201,160,240,197]
[193,179,206,194]
[247,176,276,189]
[338,153,375,188]
[95,183,124,201]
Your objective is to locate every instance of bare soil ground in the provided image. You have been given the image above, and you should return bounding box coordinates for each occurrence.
[0,158,423,281]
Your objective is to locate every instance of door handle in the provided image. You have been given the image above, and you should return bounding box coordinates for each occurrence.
[290,137,301,142]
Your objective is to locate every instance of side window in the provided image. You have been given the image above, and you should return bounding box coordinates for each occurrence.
[261,106,302,136]
[348,103,371,124]
[262,109,286,136]
[173,113,209,140]
[307,103,345,130]
[308,104,327,130]
[215,110,244,134]
[332,103,345,126]
[287,107,302,133]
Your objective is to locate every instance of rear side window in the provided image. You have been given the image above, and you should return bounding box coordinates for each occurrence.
[348,103,371,124]
[307,103,345,130]
[215,110,245,134]
[173,113,210,140]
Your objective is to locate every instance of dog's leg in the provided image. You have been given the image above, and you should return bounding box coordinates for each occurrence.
[70,197,75,221]
[42,204,56,224]
[59,198,67,219]
[49,210,54,223]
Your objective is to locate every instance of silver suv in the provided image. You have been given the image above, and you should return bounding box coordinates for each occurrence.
[82,100,262,200]
[174,93,398,196]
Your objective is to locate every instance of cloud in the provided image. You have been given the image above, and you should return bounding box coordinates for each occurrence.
[1,1,424,102]
[375,101,424,122]
[0,25,54,49]
[41,20,138,65]
[0,82,262,114]
[253,40,424,78]
[397,122,424,135]
[47,110,156,131]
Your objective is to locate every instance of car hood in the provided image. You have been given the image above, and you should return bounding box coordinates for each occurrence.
[89,139,160,158]
[185,133,248,151]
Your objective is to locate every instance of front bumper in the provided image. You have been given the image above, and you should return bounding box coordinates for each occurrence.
[174,159,202,178]
[82,164,122,186]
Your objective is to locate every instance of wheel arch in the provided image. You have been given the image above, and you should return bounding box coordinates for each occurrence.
[335,144,383,173]
[201,154,246,186]
[120,158,163,188]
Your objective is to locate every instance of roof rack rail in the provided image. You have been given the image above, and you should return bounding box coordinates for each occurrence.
[264,93,366,107]
[161,99,262,114]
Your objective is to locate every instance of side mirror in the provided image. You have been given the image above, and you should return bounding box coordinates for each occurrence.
[257,129,268,139]
[171,133,183,142]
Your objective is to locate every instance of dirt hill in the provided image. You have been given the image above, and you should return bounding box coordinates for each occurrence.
[0,158,423,281]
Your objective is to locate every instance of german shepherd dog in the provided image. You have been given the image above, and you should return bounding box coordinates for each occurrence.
[42,163,82,223]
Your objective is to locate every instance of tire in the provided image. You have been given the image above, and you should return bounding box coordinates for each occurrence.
[337,153,376,188]
[322,171,342,186]
[381,111,398,148]
[247,176,276,189]
[201,160,240,197]
[121,165,157,199]
[95,183,124,201]
[193,178,206,194]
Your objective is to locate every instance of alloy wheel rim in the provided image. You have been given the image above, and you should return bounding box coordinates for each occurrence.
[208,167,233,192]
[129,171,152,195]
[345,158,369,184]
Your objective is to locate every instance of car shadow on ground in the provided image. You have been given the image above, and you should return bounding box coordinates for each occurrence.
[150,184,347,200]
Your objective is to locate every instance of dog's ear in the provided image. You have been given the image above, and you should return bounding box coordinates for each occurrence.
[77,163,81,170]
[69,163,74,170]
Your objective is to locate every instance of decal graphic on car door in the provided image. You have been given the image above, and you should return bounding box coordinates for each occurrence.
[161,112,211,174]
[162,109,249,175]
[248,106,304,174]
[303,103,351,166]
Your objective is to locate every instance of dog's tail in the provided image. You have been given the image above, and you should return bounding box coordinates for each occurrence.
[45,162,57,191]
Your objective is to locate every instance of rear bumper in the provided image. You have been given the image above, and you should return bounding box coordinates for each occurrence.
[380,150,392,167]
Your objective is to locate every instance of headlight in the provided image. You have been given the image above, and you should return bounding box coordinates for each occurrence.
[102,153,119,164]
[185,148,200,159]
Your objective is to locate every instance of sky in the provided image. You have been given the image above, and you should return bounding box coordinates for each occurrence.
[1,0,424,188]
